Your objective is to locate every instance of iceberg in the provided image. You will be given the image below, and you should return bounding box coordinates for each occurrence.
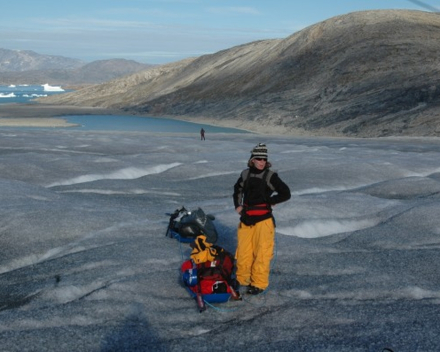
[0,92,16,98]
[23,94,47,98]
[42,83,65,92]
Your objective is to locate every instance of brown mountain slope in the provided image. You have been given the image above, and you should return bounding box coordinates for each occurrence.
[40,10,440,137]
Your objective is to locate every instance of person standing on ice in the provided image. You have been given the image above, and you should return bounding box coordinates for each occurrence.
[233,143,291,295]
[200,128,205,140]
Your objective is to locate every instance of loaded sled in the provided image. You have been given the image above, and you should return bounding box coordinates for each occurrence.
[181,235,241,311]
[166,207,240,311]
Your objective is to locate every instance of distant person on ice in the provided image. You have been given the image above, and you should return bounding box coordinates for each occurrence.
[200,128,205,140]
[232,143,291,295]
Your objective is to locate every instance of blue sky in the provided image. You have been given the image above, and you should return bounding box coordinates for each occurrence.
[0,0,437,64]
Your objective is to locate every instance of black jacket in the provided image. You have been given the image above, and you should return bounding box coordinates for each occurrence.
[233,166,291,225]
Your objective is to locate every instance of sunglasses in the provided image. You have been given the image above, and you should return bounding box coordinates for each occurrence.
[254,158,267,161]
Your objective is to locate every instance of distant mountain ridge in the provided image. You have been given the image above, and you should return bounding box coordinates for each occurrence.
[0,48,84,72]
[0,48,154,85]
[40,10,440,137]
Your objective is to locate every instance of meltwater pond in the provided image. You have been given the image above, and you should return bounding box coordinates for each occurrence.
[64,114,248,133]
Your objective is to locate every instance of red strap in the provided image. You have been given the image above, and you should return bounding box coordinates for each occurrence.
[244,203,271,216]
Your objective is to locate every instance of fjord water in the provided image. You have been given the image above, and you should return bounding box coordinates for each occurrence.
[65,114,247,133]
[0,84,66,103]
[0,85,247,133]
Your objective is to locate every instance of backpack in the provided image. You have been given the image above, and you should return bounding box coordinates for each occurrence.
[166,207,218,244]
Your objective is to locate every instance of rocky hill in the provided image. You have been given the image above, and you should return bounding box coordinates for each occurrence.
[0,49,83,72]
[0,49,153,85]
[40,10,440,137]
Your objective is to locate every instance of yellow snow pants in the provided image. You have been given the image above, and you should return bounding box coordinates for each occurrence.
[235,217,274,290]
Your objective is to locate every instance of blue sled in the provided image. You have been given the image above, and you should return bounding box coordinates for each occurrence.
[169,229,195,243]
[185,286,231,304]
